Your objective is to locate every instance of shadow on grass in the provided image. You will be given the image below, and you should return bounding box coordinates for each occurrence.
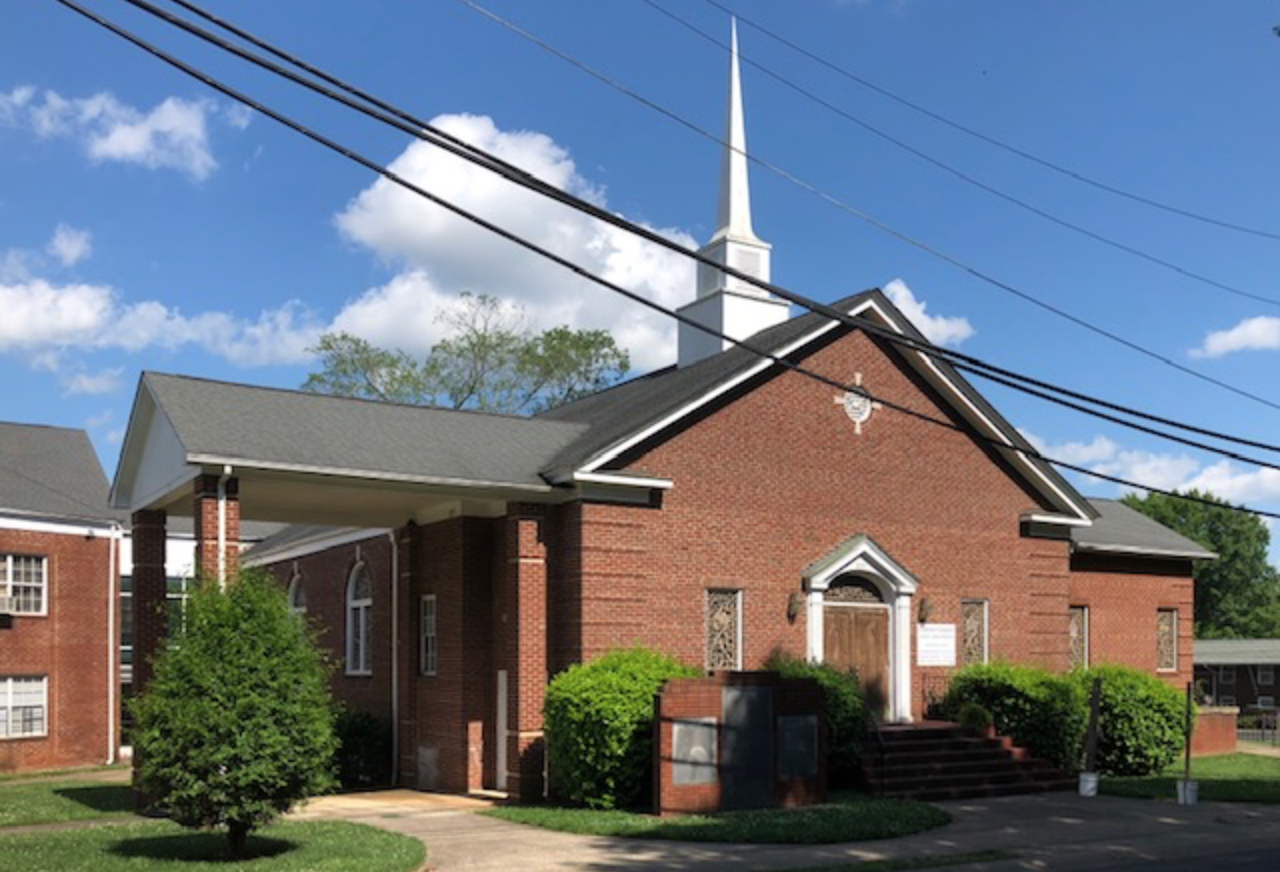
[109,831,298,863]
[1103,776,1280,804]
[53,784,135,815]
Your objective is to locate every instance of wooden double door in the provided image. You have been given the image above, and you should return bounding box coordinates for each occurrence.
[824,605,890,719]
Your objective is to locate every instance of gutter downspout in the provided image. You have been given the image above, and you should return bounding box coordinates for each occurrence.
[217,465,231,589]
[387,530,399,785]
[106,521,120,765]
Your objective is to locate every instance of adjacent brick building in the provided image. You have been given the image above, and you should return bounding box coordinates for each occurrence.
[109,33,1212,799]
[0,423,120,773]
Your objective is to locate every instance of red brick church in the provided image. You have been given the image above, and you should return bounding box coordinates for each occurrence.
[110,28,1210,798]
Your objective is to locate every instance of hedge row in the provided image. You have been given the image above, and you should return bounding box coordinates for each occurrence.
[938,662,1188,775]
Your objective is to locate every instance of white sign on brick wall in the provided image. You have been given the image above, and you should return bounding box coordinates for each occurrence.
[917,623,957,667]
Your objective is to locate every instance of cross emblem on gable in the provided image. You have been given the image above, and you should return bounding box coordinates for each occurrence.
[833,372,882,436]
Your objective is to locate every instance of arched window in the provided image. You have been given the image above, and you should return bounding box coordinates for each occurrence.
[345,562,373,675]
[287,572,307,616]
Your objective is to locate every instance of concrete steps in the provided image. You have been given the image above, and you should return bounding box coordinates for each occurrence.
[860,722,1076,801]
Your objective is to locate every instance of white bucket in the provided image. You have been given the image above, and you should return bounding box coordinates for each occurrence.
[1078,771,1098,797]
[1176,779,1199,805]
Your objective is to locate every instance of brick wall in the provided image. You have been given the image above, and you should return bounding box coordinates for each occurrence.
[563,331,1077,716]
[1068,553,1195,688]
[0,527,116,772]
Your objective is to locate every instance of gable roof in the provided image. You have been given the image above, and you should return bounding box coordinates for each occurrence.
[111,372,590,514]
[540,288,1095,523]
[1072,498,1216,560]
[1194,639,1280,666]
[0,421,117,525]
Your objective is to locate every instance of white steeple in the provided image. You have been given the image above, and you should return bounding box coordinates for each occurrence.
[677,17,789,368]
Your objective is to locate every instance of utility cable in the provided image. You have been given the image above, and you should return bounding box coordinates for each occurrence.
[48,0,1280,522]
[451,0,1280,415]
[641,0,1280,308]
[98,0,1280,457]
[699,0,1280,243]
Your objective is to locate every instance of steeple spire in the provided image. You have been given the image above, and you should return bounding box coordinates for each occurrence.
[714,18,760,244]
[676,17,788,368]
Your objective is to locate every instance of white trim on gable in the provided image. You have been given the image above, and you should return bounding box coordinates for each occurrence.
[577,296,1094,525]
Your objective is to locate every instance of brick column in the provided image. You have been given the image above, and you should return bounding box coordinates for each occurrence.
[193,474,240,583]
[395,521,421,787]
[130,508,167,810]
[497,506,548,801]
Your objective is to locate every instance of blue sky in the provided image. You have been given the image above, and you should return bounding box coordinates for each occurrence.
[3,1,1279,559]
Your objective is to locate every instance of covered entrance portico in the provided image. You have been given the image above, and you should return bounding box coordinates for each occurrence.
[109,373,663,800]
[803,535,918,723]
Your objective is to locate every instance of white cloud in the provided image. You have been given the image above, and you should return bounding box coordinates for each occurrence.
[1190,316,1280,359]
[46,224,92,267]
[0,278,322,370]
[6,87,246,180]
[333,113,695,370]
[64,367,123,396]
[883,278,974,347]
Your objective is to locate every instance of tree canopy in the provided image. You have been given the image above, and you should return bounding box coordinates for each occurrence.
[1122,489,1280,638]
[302,293,629,415]
[130,570,337,856]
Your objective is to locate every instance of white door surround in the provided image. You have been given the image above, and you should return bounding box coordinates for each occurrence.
[803,534,918,723]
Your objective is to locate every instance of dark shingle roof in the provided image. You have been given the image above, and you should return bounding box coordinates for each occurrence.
[1194,639,1280,666]
[0,422,116,523]
[1073,498,1216,560]
[144,373,589,490]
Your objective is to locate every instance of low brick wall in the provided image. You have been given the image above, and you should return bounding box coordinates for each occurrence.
[1191,706,1238,757]
[653,671,826,816]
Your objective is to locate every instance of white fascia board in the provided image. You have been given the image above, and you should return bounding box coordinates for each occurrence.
[1073,541,1218,561]
[0,514,121,537]
[579,303,860,474]
[572,471,674,490]
[1021,512,1093,528]
[241,527,390,568]
[184,454,554,495]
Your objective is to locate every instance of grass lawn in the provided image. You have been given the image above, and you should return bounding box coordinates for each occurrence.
[1101,753,1280,803]
[485,791,950,843]
[0,820,424,872]
[0,779,135,828]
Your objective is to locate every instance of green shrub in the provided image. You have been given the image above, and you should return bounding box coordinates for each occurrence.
[956,701,994,734]
[333,707,392,790]
[1074,665,1187,776]
[939,663,1086,770]
[130,569,337,856]
[544,648,699,809]
[764,653,866,785]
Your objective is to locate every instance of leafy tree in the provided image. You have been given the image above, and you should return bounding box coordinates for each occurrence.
[303,293,629,414]
[1123,489,1280,638]
[130,569,337,857]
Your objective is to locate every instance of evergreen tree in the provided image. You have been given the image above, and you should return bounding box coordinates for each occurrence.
[130,569,337,856]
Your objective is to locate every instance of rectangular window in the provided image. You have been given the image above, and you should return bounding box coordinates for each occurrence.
[1,555,47,616]
[1068,606,1089,670]
[0,676,48,739]
[1220,695,1237,706]
[1220,667,1236,686]
[705,589,742,671]
[420,595,437,677]
[1259,696,1276,709]
[961,600,988,666]
[1156,609,1178,672]
[1260,666,1275,686]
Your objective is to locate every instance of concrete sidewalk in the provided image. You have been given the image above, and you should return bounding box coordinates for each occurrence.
[292,790,1280,871]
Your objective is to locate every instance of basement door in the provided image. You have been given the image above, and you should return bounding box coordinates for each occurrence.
[824,605,890,719]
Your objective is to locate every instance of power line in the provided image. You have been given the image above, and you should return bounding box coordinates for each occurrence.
[116,0,1280,459]
[699,0,1280,244]
[639,0,1280,309]
[451,0,1280,416]
[48,0,1280,523]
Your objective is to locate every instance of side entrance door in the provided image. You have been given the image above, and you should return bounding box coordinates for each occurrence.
[824,605,890,720]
